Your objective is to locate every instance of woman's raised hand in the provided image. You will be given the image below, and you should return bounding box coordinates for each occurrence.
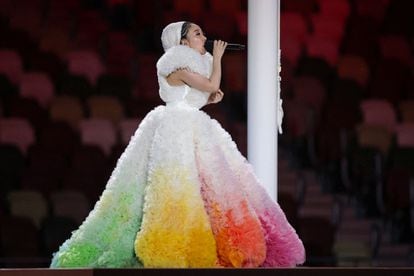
[213,40,227,60]
[208,89,224,104]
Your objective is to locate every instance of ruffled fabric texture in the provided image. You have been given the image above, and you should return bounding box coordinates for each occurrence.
[50,107,165,268]
[50,44,303,268]
[134,109,218,268]
[50,106,304,268]
[193,112,305,267]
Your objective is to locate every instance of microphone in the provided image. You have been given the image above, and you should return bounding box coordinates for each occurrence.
[205,40,246,53]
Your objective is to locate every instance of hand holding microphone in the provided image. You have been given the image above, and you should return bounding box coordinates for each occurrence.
[205,40,245,54]
[211,40,227,60]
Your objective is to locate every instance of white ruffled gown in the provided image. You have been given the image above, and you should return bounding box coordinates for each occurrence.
[50,45,305,268]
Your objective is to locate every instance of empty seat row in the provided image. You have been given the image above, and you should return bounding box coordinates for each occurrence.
[0,117,140,156]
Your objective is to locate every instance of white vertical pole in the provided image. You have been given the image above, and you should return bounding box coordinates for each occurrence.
[248,0,279,201]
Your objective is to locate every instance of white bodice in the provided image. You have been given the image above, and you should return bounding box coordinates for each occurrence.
[158,77,210,110]
[157,45,213,110]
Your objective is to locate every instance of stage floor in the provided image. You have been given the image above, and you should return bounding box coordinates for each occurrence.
[1,268,414,276]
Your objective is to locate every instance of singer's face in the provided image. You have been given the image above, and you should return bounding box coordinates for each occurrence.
[182,24,207,55]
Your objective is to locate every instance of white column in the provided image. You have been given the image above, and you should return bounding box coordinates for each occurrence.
[247,0,279,201]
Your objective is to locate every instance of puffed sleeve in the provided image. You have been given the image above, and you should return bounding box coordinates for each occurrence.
[156,45,210,78]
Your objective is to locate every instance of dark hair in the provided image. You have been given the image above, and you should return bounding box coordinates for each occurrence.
[180,21,192,42]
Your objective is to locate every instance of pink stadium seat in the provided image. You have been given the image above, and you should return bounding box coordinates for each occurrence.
[395,123,414,148]
[0,49,23,84]
[360,99,397,132]
[79,118,117,156]
[0,118,35,155]
[67,50,106,85]
[19,72,54,108]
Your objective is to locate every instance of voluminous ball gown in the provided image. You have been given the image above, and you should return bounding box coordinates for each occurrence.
[50,45,305,268]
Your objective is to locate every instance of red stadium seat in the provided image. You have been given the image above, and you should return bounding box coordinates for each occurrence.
[0,49,23,84]
[337,55,370,88]
[395,123,414,148]
[66,50,106,85]
[360,99,397,132]
[19,72,54,108]
[79,118,118,156]
[281,12,309,44]
[379,35,413,66]
[0,118,35,155]
[305,35,339,66]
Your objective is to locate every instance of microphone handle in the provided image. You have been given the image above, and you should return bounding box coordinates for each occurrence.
[227,43,246,50]
[205,40,245,52]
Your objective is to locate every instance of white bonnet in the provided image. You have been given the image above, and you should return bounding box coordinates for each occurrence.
[161,21,185,52]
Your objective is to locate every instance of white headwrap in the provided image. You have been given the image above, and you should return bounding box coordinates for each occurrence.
[161,21,185,52]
